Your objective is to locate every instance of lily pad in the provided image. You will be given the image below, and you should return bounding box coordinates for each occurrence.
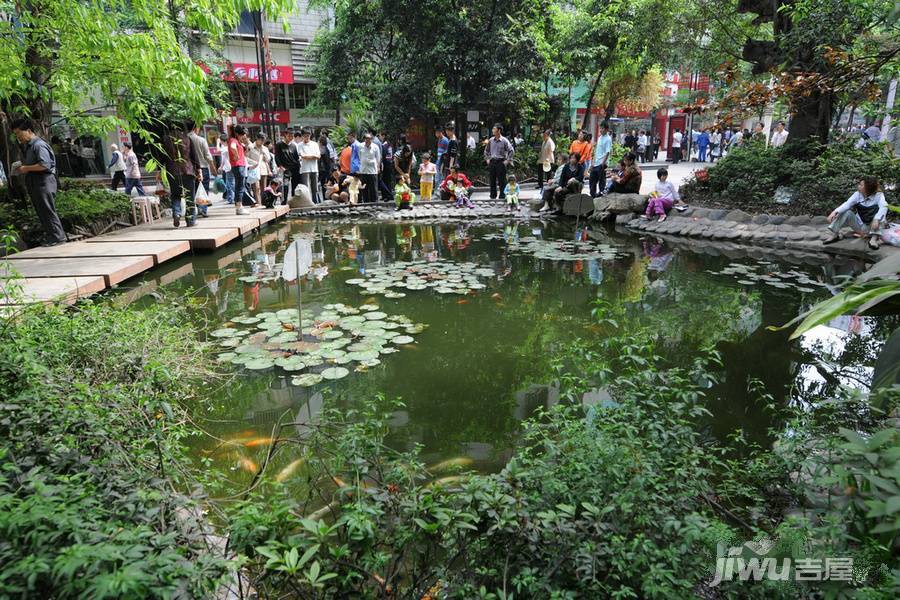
[210,328,239,338]
[322,367,350,380]
[217,352,237,363]
[244,357,275,370]
[392,335,415,345]
[292,374,323,387]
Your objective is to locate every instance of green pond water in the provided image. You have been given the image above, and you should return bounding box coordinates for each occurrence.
[119,218,894,493]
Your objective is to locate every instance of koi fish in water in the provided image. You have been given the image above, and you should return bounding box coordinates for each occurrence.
[244,437,278,448]
[427,457,474,473]
[426,475,467,488]
[456,299,469,305]
[275,458,305,482]
[238,456,259,474]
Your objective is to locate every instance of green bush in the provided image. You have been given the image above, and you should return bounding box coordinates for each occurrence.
[681,140,899,216]
[0,187,132,245]
[0,301,232,598]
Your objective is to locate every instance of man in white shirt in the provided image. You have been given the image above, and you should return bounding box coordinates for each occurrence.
[467,134,476,151]
[824,175,887,249]
[297,127,321,203]
[671,129,683,164]
[357,132,381,204]
[770,121,788,147]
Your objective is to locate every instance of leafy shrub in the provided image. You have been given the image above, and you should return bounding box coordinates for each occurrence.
[0,187,131,245]
[0,301,232,598]
[681,140,899,215]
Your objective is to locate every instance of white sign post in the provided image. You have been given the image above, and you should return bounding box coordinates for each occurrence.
[282,238,313,340]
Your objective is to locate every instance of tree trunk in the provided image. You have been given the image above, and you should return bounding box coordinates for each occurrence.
[580,72,605,131]
[789,89,833,146]
[18,2,54,138]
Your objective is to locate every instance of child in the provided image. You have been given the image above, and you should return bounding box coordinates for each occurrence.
[262,178,283,208]
[451,180,474,209]
[642,168,680,222]
[347,176,362,205]
[418,152,437,201]
[503,174,520,211]
[394,174,416,210]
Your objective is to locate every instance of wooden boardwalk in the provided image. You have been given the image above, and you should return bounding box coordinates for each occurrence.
[1,204,289,305]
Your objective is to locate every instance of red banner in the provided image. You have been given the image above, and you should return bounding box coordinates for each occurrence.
[222,63,294,85]
[232,110,291,124]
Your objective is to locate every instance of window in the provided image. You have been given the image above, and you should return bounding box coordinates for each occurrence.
[288,83,314,110]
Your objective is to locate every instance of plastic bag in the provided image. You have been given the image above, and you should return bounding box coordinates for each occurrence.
[246,165,261,185]
[881,222,900,247]
[194,184,211,206]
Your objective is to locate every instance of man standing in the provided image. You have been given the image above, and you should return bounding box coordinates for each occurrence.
[275,129,301,200]
[188,123,217,217]
[297,127,322,204]
[671,129,683,163]
[435,127,449,181]
[107,144,126,190]
[357,132,381,204]
[122,142,145,197]
[378,132,394,201]
[589,124,612,198]
[483,124,514,200]
[771,121,789,147]
[11,118,66,245]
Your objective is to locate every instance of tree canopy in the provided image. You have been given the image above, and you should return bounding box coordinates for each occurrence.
[0,0,296,139]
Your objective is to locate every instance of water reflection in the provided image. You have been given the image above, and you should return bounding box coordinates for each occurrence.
[115,220,890,489]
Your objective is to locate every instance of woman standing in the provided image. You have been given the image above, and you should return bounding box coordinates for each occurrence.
[394,134,414,179]
[538,129,555,190]
[636,131,649,163]
[318,133,332,203]
[228,125,250,214]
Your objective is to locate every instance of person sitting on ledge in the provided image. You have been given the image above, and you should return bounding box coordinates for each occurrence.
[642,168,680,222]
[608,152,642,194]
[325,167,349,203]
[439,166,473,202]
[823,175,886,250]
[538,152,584,213]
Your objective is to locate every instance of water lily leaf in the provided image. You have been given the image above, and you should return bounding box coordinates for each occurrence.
[392,335,415,345]
[292,374,323,387]
[358,304,379,311]
[322,367,350,380]
[245,357,275,370]
[322,330,344,339]
[210,328,238,338]
[219,338,242,348]
[217,352,237,363]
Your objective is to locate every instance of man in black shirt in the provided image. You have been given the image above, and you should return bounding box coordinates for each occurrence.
[11,118,66,245]
[275,129,300,199]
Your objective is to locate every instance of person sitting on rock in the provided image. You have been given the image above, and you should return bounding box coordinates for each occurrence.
[823,175,886,250]
[538,152,584,213]
[608,152,641,194]
[642,168,680,222]
[439,166,473,202]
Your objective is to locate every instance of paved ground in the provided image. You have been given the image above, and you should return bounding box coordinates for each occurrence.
[2,203,289,305]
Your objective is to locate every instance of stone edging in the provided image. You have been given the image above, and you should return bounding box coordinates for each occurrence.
[624,207,891,259]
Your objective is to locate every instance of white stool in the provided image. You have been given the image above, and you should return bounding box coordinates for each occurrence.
[131,196,162,225]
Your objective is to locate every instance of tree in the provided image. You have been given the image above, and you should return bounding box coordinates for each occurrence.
[0,0,296,140]
[308,0,550,135]
[680,0,899,144]
[548,0,678,130]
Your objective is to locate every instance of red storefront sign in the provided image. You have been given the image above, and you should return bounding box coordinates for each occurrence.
[201,61,294,85]
[231,110,291,124]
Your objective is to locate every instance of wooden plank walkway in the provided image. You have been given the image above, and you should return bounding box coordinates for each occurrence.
[1,204,289,305]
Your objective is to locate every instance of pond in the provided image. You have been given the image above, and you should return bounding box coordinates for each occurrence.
[119,218,894,493]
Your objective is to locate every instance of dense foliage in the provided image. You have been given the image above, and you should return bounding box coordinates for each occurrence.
[225,300,899,598]
[680,140,900,215]
[0,300,232,598]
